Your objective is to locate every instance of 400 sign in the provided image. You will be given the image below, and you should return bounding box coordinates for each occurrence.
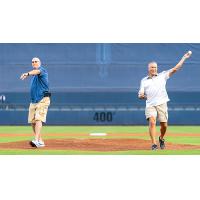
[93,112,115,122]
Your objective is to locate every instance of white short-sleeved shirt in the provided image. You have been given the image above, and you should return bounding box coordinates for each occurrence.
[138,70,171,108]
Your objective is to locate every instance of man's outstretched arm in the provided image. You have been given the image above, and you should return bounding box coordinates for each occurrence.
[169,51,192,77]
[20,69,41,80]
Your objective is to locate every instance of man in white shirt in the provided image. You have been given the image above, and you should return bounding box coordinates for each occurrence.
[138,51,192,150]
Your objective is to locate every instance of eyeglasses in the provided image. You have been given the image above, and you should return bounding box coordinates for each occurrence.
[32,61,38,63]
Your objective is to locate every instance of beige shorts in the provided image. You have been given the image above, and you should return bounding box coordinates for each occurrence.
[28,97,50,123]
[145,103,168,122]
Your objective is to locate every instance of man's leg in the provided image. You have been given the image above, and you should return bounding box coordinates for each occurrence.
[146,106,157,145]
[160,122,167,140]
[35,120,43,142]
[28,103,38,147]
[158,122,167,149]
[31,123,36,136]
[157,103,168,149]
[33,97,50,146]
[148,117,157,145]
[39,135,43,142]
[31,122,43,141]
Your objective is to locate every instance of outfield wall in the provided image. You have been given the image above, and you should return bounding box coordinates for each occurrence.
[0,110,200,125]
[0,91,200,125]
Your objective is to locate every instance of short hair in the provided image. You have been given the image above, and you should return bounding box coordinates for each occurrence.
[32,57,41,66]
[32,57,40,62]
[148,61,157,66]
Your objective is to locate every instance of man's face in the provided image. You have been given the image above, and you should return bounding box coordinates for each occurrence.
[32,59,40,69]
[148,62,158,76]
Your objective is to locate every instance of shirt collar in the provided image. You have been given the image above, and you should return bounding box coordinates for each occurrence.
[147,74,158,79]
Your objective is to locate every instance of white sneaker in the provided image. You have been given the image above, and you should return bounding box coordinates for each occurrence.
[30,140,45,148]
[38,140,45,147]
[30,140,39,147]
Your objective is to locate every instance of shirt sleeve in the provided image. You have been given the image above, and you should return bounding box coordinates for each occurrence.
[39,67,45,76]
[162,70,172,80]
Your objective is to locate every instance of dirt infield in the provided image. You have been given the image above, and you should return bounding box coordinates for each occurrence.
[0,138,200,151]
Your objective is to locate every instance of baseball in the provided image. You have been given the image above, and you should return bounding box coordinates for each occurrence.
[188,50,192,55]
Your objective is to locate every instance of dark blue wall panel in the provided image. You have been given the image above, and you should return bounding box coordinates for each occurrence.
[0,110,200,125]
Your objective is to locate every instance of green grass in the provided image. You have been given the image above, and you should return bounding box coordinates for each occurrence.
[0,126,149,134]
[1,149,200,155]
[0,125,199,134]
[0,126,199,155]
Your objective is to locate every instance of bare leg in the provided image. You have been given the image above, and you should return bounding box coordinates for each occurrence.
[160,122,167,140]
[31,123,36,136]
[148,117,157,144]
[39,135,43,142]
[35,120,43,141]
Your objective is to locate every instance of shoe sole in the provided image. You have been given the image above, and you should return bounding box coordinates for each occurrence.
[37,144,45,148]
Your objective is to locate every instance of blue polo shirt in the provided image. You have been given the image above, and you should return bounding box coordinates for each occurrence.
[30,66,49,103]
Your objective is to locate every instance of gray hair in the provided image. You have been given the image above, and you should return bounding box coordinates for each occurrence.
[32,57,41,66]
[148,61,157,66]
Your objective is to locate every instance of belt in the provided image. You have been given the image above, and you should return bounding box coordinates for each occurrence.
[43,91,51,97]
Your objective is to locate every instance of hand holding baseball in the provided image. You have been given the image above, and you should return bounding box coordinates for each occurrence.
[183,51,192,59]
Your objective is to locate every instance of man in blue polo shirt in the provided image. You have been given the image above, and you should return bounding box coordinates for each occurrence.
[20,57,51,148]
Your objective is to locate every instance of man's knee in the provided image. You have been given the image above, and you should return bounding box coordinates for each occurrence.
[160,122,168,129]
[35,120,43,125]
[149,117,156,127]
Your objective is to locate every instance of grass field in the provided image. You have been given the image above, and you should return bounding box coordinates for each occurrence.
[0,126,200,155]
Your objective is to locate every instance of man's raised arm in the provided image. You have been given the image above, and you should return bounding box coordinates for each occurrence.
[169,51,192,77]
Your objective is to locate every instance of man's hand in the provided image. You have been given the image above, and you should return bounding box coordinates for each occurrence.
[20,73,29,80]
[183,51,192,59]
[138,92,147,99]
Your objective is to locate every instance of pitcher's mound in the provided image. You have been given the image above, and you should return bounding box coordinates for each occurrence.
[0,138,200,151]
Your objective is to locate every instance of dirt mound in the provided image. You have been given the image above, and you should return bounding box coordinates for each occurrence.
[0,138,200,151]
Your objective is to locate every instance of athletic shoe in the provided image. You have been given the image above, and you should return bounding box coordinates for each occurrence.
[151,144,158,150]
[29,140,39,147]
[38,140,45,147]
[159,137,165,149]
[29,140,45,148]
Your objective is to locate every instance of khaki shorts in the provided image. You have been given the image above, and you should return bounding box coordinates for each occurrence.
[28,97,50,123]
[145,103,168,122]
